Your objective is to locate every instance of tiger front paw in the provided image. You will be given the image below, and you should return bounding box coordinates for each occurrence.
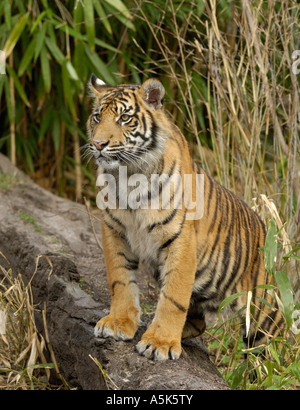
[94,315,138,341]
[136,331,182,361]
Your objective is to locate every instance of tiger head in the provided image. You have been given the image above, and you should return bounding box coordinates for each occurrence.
[86,74,169,173]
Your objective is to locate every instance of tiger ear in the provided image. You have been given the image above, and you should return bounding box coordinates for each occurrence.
[139,78,165,109]
[89,73,107,97]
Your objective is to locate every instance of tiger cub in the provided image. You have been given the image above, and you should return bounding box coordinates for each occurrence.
[87,74,283,361]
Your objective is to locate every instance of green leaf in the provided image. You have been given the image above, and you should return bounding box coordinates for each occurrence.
[30,9,48,34]
[18,36,37,76]
[230,360,247,390]
[65,61,79,81]
[93,0,112,35]
[62,61,76,118]
[103,0,135,31]
[269,344,281,367]
[196,0,206,16]
[84,44,115,85]
[39,109,52,142]
[45,36,65,65]
[6,65,30,106]
[4,1,12,30]
[73,40,86,81]
[40,45,51,93]
[3,12,29,57]
[290,362,300,384]
[84,0,95,52]
[256,296,275,310]
[74,0,83,30]
[218,291,246,315]
[264,218,278,275]
[274,270,294,330]
[23,140,35,173]
[283,245,300,260]
[256,284,276,290]
[103,0,131,19]
[34,23,47,62]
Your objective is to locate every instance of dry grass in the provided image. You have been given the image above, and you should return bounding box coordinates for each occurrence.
[135,0,299,295]
[0,253,69,390]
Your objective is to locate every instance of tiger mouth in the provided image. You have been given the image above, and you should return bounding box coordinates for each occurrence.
[90,146,148,170]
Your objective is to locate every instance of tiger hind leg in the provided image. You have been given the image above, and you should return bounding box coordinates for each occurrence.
[182,310,206,339]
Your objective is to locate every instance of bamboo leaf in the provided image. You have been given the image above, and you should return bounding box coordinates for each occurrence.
[230,360,247,390]
[3,12,29,57]
[103,0,131,19]
[274,270,294,330]
[84,44,115,85]
[93,0,112,35]
[66,61,79,81]
[103,0,135,31]
[83,0,95,52]
[40,45,51,93]
[73,0,83,30]
[30,9,48,34]
[264,218,278,275]
[283,245,300,260]
[4,1,12,30]
[6,65,30,106]
[18,36,37,76]
[73,40,86,81]
[218,291,246,315]
[34,23,47,62]
[62,61,76,118]
[45,36,65,65]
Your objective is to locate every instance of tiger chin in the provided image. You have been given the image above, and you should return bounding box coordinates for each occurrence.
[86,74,283,361]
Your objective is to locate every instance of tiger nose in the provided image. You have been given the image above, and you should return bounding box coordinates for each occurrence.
[92,140,109,150]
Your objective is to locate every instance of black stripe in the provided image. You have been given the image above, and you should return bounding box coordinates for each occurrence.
[159,210,186,250]
[111,280,125,295]
[103,220,125,240]
[208,183,220,234]
[104,208,126,229]
[162,291,187,313]
[159,229,182,250]
[206,174,215,203]
[116,263,139,271]
[141,112,147,132]
[148,208,178,231]
[117,251,139,266]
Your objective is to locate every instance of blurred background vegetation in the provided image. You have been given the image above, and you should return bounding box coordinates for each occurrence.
[0,0,299,389]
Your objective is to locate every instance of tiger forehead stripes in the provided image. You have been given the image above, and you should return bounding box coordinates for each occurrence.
[86,74,167,174]
[86,74,284,361]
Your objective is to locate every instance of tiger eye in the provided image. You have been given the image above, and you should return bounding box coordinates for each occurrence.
[93,113,101,123]
[120,114,130,122]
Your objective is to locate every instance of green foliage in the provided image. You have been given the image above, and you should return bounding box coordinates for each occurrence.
[0,0,137,196]
[208,219,300,390]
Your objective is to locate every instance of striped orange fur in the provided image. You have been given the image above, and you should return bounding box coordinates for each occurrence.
[86,75,284,361]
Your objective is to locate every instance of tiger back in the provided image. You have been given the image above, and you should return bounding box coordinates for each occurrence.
[87,74,284,361]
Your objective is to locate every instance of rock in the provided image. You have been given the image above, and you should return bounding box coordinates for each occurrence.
[0,153,229,390]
